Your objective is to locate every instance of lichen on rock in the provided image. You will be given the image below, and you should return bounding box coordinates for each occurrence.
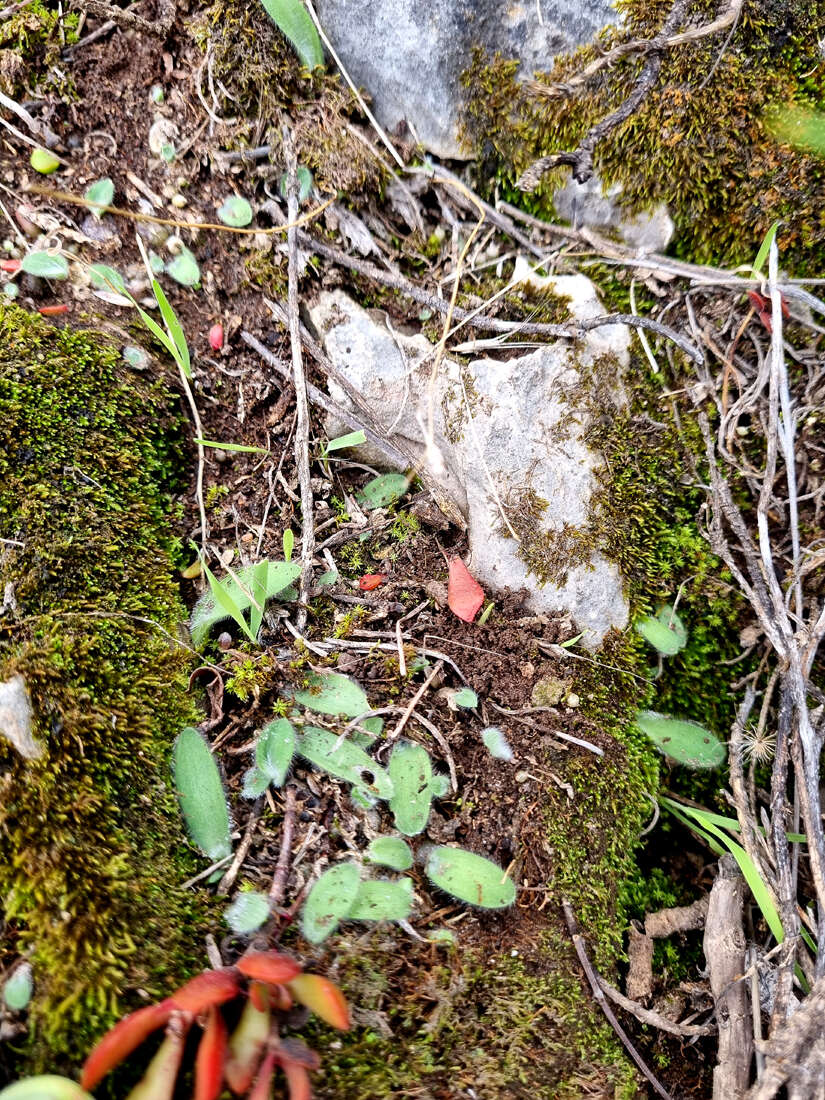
[0,306,206,1071]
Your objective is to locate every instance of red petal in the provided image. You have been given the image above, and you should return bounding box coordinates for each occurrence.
[282,1062,312,1100]
[247,1051,278,1100]
[447,557,484,623]
[358,573,387,591]
[194,1007,228,1100]
[287,974,350,1031]
[237,951,302,986]
[170,968,240,1013]
[81,1000,174,1090]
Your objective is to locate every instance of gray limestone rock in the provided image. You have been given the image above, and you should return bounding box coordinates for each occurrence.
[309,271,631,647]
[314,0,618,158]
[552,173,675,253]
[0,673,40,761]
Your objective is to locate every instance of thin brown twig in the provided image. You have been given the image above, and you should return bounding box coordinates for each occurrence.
[597,977,715,1037]
[217,799,263,895]
[269,786,297,907]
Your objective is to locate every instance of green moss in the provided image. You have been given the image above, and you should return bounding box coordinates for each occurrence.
[460,0,825,269]
[0,1,78,97]
[0,306,209,1071]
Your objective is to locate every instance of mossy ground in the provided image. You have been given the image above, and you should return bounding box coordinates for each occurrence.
[0,306,210,1078]
[460,0,825,269]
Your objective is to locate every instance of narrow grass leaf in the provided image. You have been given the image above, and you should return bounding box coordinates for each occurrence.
[259,0,324,69]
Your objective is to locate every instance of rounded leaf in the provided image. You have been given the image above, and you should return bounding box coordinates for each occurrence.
[425,846,516,909]
[20,252,69,280]
[0,1079,94,1100]
[236,951,302,985]
[84,177,114,218]
[166,248,200,287]
[347,877,413,922]
[225,892,271,934]
[388,741,435,836]
[173,727,232,860]
[294,672,369,718]
[255,718,296,786]
[481,726,513,761]
[365,836,413,871]
[217,195,254,227]
[635,711,725,769]
[3,964,32,1011]
[635,605,687,655]
[287,974,349,1030]
[301,863,360,944]
[30,148,60,174]
[356,472,409,509]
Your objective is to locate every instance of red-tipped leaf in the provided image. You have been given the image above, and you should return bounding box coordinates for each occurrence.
[194,1006,228,1100]
[447,557,484,623]
[225,995,270,1095]
[170,968,240,1013]
[124,1015,191,1100]
[81,1000,174,1090]
[287,974,350,1031]
[237,951,302,986]
[247,1051,278,1100]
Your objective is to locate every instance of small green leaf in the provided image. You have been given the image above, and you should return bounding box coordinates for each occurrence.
[283,528,294,562]
[166,248,200,287]
[0,1078,94,1100]
[294,671,369,718]
[278,164,315,203]
[241,767,270,799]
[217,195,254,228]
[425,846,515,909]
[301,863,361,944]
[255,718,296,786]
[3,964,32,1011]
[89,264,127,294]
[635,711,725,769]
[30,148,60,174]
[21,252,68,279]
[365,836,413,871]
[297,726,394,800]
[388,741,437,836]
[225,891,271,934]
[427,928,457,945]
[173,726,232,860]
[194,438,268,454]
[357,472,409,509]
[752,220,781,279]
[84,177,114,218]
[635,604,687,656]
[160,142,176,162]
[348,877,413,922]
[450,687,478,710]
[259,0,323,68]
[317,569,338,586]
[150,277,191,375]
[190,560,301,646]
[323,429,367,454]
[481,726,513,761]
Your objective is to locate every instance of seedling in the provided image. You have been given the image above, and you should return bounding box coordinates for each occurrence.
[20,252,68,279]
[278,163,315,203]
[635,711,725,769]
[173,727,232,861]
[293,671,369,718]
[321,429,367,457]
[635,604,687,656]
[481,726,513,761]
[166,246,200,287]
[297,726,394,800]
[365,836,413,871]
[2,963,32,1011]
[84,177,114,219]
[29,148,60,174]
[190,559,301,647]
[243,717,296,797]
[283,528,294,562]
[217,195,254,227]
[388,741,447,836]
[225,891,271,934]
[448,686,478,710]
[357,472,409,509]
[301,863,361,944]
[424,846,516,909]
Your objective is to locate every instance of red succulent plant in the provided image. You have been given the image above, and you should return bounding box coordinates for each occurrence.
[80,951,349,1099]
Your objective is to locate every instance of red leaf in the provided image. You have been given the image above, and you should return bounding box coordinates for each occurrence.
[447,557,484,623]
[237,951,302,986]
[287,974,350,1031]
[247,1050,277,1100]
[282,1061,312,1100]
[0,259,20,273]
[170,968,240,1014]
[37,304,69,316]
[81,1000,174,1090]
[748,290,768,312]
[194,1006,228,1100]
[757,309,773,334]
[358,573,387,591]
[209,323,224,351]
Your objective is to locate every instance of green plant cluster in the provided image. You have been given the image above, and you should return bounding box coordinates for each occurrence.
[0,306,208,1071]
[0,0,78,97]
[460,0,825,269]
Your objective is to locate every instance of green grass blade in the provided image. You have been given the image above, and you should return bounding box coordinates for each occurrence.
[752,221,781,280]
[259,0,324,69]
[202,559,257,644]
[152,278,191,377]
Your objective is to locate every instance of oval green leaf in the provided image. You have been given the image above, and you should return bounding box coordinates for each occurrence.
[297,726,394,800]
[255,717,296,786]
[89,264,127,294]
[635,710,725,769]
[259,0,324,69]
[30,148,60,174]
[425,846,516,909]
[85,177,114,218]
[635,605,687,656]
[388,741,435,836]
[173,726,232,859]
[356,472,409,509]
[3,964,32,1011]
[365,836,413,871]
[217,195,254,228]
[301,862,360,944]
[166,248,200,287]
[347,877,413,922]
[294,671,369,718]
[20,252,69,279]
[225,891,271,934]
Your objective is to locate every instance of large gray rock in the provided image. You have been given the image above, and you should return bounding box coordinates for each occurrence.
[314,0,618,158]
[309,268,631,646]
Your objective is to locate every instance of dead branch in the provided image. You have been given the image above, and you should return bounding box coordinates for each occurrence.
[705,854,753,1099]
[598,976,715,1037]
[74,0,172,35]
[748,975,825,1099]
[526,0,742,100]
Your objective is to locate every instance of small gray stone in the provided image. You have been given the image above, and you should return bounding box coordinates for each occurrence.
[552,173,674,253]
[0,673,41,760]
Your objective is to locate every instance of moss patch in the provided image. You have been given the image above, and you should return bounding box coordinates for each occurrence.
[460,0,825,269]
[0,306,208,1071]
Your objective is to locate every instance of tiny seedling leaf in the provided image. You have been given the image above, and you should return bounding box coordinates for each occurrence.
[217,195,254,227]
[294,671,369,718]
[173,726,232,860]
[3,964,32,1011]
[324,429,367,453]
[21,252,69,279]
[481,726,513,761]
[450,687,478,710]
[30,148,60,174]
[636,711,725,769]
[317,569,338,587]
[85,177,114,218]
[225,892,271,934]
[635,604,687,656]
[89,264,127,295]
[365,836,413,871]
[0,1079,95,1100]
[255,718,296,786]
[259,0,324,69]
[166,248,200,287]
[356,472,409,509]
[278,164,315,203]
[425,846,516,909]
[752,220,781,279]
[283,528,294,561]
[297,726,394,800]
[388,741,437,836]
[194,438,268,454]
[347,877,413,922]
[301,863,361,944]
[190,560,301,646]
